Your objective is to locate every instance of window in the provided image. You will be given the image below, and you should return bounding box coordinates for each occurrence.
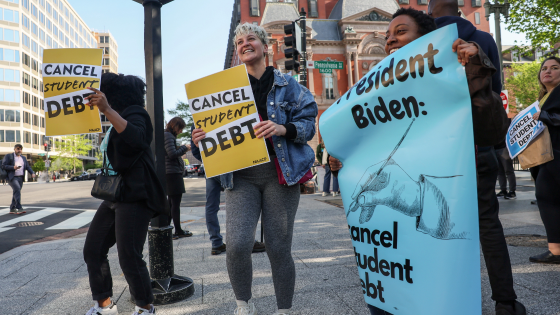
[22,15,29,29]
[31,59,38,71]
[4,110,21,122]
[47,18,51,31]
[39,12,44,24]
[59,15,63,25]
[22,52,30,67]
[249,0,259,16]
[31,4,37,18]
[59,30,63,41]
[32,22,38,35]
[41,117,45,128]
[22,0,29,10]
[23,111,29,124]
[65,21,68,32]
[24,131,30,143]
[399,0,409,3]
[32,40,38,54]
[39,29,45,42]
[0,69,20,82]
[2,29,21,43]
[32,95,38,107]
[1,89,20,102]
[417,0,428,4]
[0,49,21,62]
[103,58,110,66]
[472,0,481,7]
[32,77,38,90]
[474,12,480,25]
[324,76,335,99]
[307,0,318,17]
[2,9,20,23]
[65,36,68,46]
[53,9,58,22]
[47,3,51,15]
[22,72,30,86]
[33,114,38,126]
[47,35,52,47]
[22,91,29,104]
[0,109,3,121]
[457,0,464,6]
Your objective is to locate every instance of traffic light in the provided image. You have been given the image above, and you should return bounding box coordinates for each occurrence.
[43,142,48,152]
[284,22,301,72]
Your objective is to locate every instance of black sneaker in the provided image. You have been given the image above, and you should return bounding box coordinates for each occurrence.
[172,230,193,240]
[531,200,537,205]
[506,191,516,199]
[211,243,226,255]
[495,301,526,315]
[529,250,560,264]
[496,191,507,198]
[252,241,266,253]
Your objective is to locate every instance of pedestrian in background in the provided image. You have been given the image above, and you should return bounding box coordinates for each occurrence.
[82,73,167,315]
[192,22,317,315]
[529,56,560,264]
[2,144,36,214]
[164,117,193,240]
[316,141,339,197]
[495,123,517,200]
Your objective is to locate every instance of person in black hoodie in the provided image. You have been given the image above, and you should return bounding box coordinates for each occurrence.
[428,1,526,315]
[82,73,166,315]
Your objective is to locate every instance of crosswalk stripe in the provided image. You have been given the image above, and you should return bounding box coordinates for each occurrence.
[0,208,65,234]
[46,210,96,230]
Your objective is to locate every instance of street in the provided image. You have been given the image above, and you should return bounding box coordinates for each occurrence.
[0,175,224,254]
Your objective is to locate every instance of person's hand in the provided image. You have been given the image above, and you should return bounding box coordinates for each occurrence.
[254,121,286,139]
[452,39,479,66]
[84,87,111,113]
[14,165,21,170]
[185,144,191,151]
[329,156,342,171]
[533,111,541,121]
[191,129,206,148]
[353,161,422,218]
[31,174,37,178]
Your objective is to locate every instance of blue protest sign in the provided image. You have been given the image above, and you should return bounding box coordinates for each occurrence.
[319,25,481,314]
[506,101,545,159]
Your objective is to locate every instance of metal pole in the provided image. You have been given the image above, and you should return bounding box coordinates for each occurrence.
[493,10,504,85]
[299,8,307,88]
[139,0,194,305]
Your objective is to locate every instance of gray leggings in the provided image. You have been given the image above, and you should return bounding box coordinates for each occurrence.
[226,162,300,309]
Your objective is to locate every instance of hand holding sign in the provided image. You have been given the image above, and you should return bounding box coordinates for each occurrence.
[533,111,541,121]
[85,88,110,113]
[254,121,286,139]
[192,128,206,148]
[452,39,479,66]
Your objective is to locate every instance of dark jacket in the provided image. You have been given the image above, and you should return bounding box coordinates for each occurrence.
[105,105,168,215]
[435,16,502,94]
[191,124,202,162]
[164,131,188,174]
[540,86,560,157]
[464,42,509,146]
[2,153,34,181]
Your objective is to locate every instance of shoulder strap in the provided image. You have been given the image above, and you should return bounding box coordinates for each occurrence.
[102,150,145,176]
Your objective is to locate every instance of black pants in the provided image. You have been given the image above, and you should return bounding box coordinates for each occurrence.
[168,194,183,232]
[83,200,154,306]
[477,147,517,302]
[534,160,560,243]
[495,148,516,192]
[368,304,393,315]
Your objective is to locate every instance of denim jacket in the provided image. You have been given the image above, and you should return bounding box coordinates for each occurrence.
[191,69,317,188]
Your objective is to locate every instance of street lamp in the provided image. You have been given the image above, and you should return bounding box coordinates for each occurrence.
[484,0,510,85]
[132,0,194,305]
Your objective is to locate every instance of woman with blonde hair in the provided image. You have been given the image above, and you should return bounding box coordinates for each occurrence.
[192,22,317,315]
[529,56,560,264]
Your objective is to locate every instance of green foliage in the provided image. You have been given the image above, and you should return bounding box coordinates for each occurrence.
[54,135,92,173]
[32,159,46,173]
[505,0,560,52]
[505,59,542,109]
[167,100,193,141]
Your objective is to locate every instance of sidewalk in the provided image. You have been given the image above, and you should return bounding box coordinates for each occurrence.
[0,172,559,315]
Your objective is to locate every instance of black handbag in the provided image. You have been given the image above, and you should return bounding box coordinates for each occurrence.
[91,150,144,202]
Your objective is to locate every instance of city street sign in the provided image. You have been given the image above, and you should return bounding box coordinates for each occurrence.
[314,61,344,71]
[501,90,509,114]
[45,160,51,167]
[38,153,46,156]
[319,69,333,74]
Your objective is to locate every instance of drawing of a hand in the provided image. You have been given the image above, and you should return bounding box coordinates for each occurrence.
[354,160,422,220]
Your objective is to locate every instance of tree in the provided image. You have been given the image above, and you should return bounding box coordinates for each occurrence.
[54,135,93,173]
[505,0,560,52]
[504,59,542,110]
[32,159,46,173]
[167,100,193,141]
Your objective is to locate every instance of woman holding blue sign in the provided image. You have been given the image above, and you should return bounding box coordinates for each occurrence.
[192,23,317,315]
[529,56,560,264]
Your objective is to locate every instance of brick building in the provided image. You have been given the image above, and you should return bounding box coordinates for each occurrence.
[224,0,490,148]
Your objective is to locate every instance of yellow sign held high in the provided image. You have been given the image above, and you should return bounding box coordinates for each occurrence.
[185,65,270,178]
[42,49,103,136]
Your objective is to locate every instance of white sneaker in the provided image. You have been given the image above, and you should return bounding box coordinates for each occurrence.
[133,305,155,314]
[234,299,256,315]
[273,309,290,315]
[332,192,336,196]
[322,192,327,197]
[85,302,118,315]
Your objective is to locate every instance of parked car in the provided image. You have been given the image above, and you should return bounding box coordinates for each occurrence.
[70,171,89,181]
[190,164,201,175]
[86,169,102,180]
[198,164,205,177]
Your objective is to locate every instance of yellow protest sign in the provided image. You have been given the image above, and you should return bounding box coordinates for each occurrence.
[185,64,270,178]
[42,49,103,136]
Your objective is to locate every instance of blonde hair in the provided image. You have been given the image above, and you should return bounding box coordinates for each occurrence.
[538,56,560,100]
[234,23,269,55]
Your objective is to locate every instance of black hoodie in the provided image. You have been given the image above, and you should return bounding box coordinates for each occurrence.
[435,16,502,95]
[106,105,168,215]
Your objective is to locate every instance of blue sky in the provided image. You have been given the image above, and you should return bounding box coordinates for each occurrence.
[69,1,526,121]
[70,0,234,121]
